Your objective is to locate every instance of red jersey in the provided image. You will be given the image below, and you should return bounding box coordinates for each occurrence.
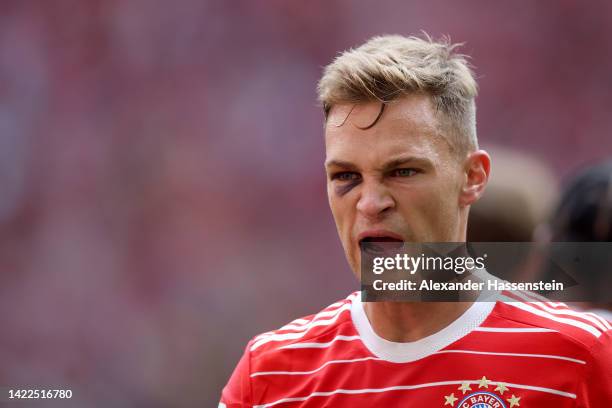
[220,291,612,407]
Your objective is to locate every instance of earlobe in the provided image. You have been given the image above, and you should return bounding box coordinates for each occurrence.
[460,150,491,207]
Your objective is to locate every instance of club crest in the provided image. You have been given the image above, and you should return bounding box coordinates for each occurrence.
[443,376,522,407]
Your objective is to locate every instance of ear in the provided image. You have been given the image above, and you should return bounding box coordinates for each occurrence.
[459,150,491,207]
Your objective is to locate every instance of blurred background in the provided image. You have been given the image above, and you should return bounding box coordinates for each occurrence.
[0,0,611,406]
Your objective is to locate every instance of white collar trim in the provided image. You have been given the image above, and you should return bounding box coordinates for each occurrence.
[351,294,495,363]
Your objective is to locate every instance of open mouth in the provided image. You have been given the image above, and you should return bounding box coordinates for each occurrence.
[359,236,404,254]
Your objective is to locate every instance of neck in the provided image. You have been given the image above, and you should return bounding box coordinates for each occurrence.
[363,301,473,342]
[363,226,473,342]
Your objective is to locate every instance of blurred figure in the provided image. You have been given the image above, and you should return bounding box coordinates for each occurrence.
[548,160,612,242]
[467,147,558,285]
[468,146,558,242]
[544,160,612,320]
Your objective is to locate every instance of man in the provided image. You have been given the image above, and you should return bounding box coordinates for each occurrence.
[220,34,611,407]
[542,160,612,321]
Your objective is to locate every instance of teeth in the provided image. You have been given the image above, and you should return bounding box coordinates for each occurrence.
[360,241,385,254]
[359,237,404,256]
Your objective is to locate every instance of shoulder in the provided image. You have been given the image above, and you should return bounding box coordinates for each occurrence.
[489,290,611,354]
[247,292,360,358]
[473,292,611,405]
[220,292,361,406]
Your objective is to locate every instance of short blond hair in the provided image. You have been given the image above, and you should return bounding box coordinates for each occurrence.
[317,34,479,154]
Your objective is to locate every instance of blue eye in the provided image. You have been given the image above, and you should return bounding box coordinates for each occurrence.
[332,172,361,181]
[393,168,418,177]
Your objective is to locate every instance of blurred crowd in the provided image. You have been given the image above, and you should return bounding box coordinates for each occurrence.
[0,1,611,406]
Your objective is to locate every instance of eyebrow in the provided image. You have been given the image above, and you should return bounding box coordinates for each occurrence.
[382,156,433,171]
[324,159,358,171]
[324,155,433,172]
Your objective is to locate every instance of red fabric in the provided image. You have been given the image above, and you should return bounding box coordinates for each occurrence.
[221,294,611,407]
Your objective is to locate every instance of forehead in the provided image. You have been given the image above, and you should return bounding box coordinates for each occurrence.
[325,95,449,162]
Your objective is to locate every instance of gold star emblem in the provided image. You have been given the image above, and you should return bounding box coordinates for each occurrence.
[495,382,509,395]
[444,393,458,406]
[458,382,472,394]
[507,394,521,407]
[478,376,491,388]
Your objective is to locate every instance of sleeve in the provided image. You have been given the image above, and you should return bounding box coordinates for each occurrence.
[578,330,612,407]
[219,341,253,408]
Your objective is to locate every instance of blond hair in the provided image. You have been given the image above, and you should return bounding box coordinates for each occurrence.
[317,34,479,154]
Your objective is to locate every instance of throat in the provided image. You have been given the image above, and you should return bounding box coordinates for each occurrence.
[363,301,474,342]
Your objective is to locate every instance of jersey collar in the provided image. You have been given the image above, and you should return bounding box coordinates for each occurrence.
[350,294,495,363]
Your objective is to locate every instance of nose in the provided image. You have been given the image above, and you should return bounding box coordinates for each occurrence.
[356,181,395,219]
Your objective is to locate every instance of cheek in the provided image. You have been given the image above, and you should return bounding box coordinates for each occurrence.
[428,183,463,236]
[328,195,359,269]
[397,183,457,235]
[328,185,350,218]
[328,188,348,234]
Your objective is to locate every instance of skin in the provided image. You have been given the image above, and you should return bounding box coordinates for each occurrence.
[324,94,490,342]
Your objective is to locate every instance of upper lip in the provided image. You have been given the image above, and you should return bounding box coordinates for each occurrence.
[357,229,404,243]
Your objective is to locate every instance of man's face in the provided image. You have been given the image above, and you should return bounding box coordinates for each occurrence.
[325,95,468,276]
